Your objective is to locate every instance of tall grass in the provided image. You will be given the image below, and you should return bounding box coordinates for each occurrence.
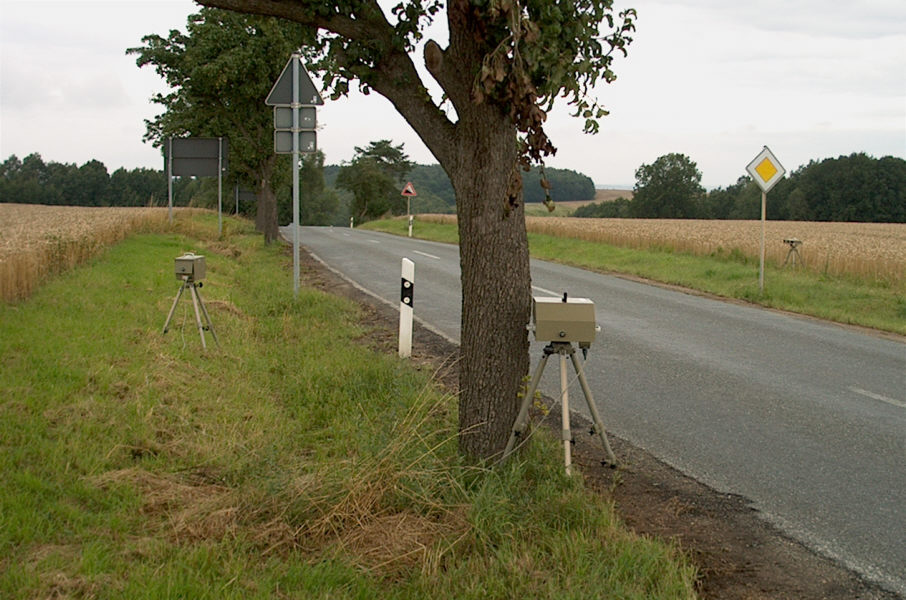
[417,214,906,286]
[0,204,207,302]
[1,213,697,599]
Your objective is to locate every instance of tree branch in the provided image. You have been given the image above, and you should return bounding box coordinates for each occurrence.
[198,0,457,168]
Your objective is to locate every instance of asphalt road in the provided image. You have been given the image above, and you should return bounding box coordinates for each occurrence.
[283,225,906,596]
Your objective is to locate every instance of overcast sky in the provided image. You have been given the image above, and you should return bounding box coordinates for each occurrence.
[1,0,904,189]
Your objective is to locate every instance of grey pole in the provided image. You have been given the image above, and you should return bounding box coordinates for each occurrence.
[292,54,301,297]
[167,137,173,224]
[218,137,223,236]
[759,190,766,293]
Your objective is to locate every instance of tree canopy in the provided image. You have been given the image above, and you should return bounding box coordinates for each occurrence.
[275,150,339,226]
[195,0,636,460]
[336,140,413,222]
[128,8,315,242]
[572,153,905,223]
[705,153,906,223]
[629,153,705,219]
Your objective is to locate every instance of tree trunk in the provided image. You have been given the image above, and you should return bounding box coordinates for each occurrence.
[255,156,279,244]
[451,113,532,461]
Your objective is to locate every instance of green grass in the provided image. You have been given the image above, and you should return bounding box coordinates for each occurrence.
[365,218,906,335]
[1,213,697,599]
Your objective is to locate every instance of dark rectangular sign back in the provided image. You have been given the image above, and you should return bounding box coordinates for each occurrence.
[164,138,229,177]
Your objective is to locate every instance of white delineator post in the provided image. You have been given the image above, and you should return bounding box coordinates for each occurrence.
[399,258,414,358]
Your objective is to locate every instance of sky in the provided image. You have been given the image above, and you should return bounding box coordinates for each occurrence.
[1,0,904,190]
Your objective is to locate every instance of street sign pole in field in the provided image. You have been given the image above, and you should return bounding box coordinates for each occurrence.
[266,53,324,296]
[746,146,786,293]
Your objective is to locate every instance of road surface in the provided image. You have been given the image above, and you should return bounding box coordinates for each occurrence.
[283,225,906,595]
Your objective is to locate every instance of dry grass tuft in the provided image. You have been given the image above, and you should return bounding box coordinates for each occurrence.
[87,392,471,576]
[337,510,468,575]
[90,468,239,543]
[204,299,245,318]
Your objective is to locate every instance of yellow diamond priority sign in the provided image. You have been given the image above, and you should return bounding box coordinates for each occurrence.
[746,146,786,193]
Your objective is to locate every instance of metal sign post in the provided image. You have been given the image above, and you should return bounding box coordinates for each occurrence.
[267,53,324,297]
[401,181,417,238]
[292,55,301,297]
[167,138,173,224]
[746,146,786,293]
[217,137,223,236]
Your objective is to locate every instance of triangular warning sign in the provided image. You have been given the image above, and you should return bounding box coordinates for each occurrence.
[266,55,324,106]
[401,181,417,197]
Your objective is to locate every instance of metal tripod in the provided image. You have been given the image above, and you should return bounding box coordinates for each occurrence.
[782,238,804,268]
[503,342,617,474]
[162,277,219,349]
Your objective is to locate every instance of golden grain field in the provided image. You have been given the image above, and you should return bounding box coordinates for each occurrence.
[422,214,906,284]
[0,204,173,302]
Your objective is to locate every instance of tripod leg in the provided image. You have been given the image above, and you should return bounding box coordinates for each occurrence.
[189,284,207,350]
[162,281,187,334]
[560,353,572,475]
[569,351,617,466]
[193,285,219,346]
[503,352,550,460]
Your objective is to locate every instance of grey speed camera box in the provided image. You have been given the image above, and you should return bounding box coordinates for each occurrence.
[175,253,205,281]
[532,296,596,344]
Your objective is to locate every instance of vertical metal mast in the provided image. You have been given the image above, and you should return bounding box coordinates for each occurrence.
[291,53,301,297]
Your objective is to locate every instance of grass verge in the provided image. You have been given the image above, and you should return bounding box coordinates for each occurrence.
[1,213,697,599]
[364,218,906,336]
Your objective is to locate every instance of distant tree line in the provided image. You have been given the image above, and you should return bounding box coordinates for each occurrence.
[0,153,172,207]
[9,149,898,224]
[1,147,597,227]
[574,152,905,223]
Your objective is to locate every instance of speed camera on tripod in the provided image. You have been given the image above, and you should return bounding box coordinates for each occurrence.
[507,292,616,472]
[531,293,597,348]
[174,253,206,282]
[163,253,218,349]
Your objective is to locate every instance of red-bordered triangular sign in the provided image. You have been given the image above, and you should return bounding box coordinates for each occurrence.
[401,181,417,197]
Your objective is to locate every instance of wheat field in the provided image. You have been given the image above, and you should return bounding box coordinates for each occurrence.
[0,204,173,302]
[422,214,906,284]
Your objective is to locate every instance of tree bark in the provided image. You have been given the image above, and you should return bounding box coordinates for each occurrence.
[255,155,279,244]
[450,109,532,460]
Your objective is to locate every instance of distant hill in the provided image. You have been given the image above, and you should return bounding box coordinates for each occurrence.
[324,163,597,207]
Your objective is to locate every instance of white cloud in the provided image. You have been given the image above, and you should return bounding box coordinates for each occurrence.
[1,0,903,188]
